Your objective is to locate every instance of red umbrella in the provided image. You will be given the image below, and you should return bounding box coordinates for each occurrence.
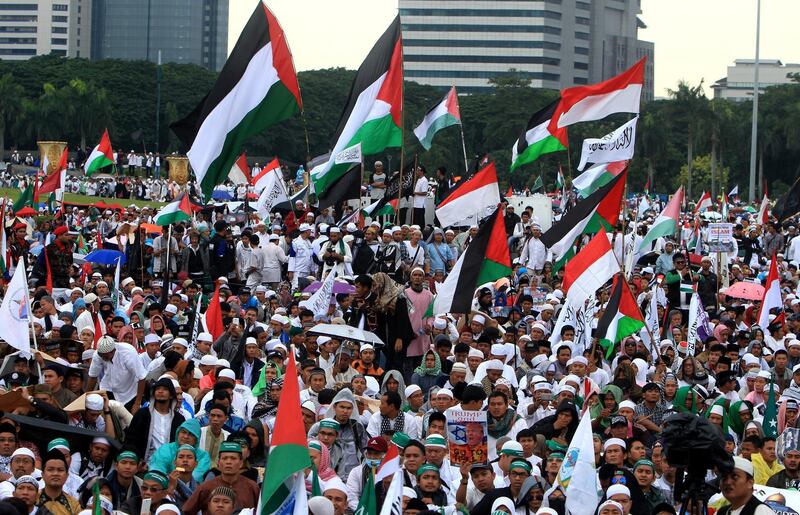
[723,282,765,301]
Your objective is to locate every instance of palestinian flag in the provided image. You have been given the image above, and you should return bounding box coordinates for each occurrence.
[549,57,645,132]
[171,2,302,197]
[541,168,627,263]
[596,273,645,358]
[362,197,397,218]
[435,163,500,228]
[153,195,192,226]
[510,99,567,171]
[572,161,627,198]
[228,153,252,185]
[414,86,461,150]
[84,129,115,176]
[433,208,511,314]
[694,191,711,214]
[756,254,781,329]
[259,351,311,514]
[556,168,565,190]
[310,16,402,196]
[639,186,684,252]
[721,192,730,219]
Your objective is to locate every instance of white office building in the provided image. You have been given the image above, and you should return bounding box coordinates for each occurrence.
[400,0,653,98]
[712,59,800,101]
[0,0,91,60]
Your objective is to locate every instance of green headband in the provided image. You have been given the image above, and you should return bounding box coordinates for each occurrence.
[634,459,655,471]
[309,441,323,452]
[115,451,139,463]
[416,463,440,476]
[319,419,340,431]
[47,438,70,452]
[219,442,242,455]
[510,459,532,473]
[143,471,169,489]
[177,444,197,456]
[548,452,565,460]
[391,432,410,449]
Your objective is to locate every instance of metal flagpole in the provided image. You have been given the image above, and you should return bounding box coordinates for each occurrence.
[459,124,469,174]
[20,258,42,381]
[161,224,172,307]
[748,0,761,203]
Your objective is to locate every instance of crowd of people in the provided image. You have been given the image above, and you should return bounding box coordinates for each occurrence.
[0,156,793,515]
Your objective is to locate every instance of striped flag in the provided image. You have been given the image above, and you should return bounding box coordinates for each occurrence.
[414,86,461,150]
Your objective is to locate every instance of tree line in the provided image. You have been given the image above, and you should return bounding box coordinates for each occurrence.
[0,55,799,199]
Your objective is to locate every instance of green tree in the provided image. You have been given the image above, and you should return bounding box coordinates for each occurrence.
[667,81,711,200]
[60,79,113,150]
[678,154,730,196]
[0,73,23,161]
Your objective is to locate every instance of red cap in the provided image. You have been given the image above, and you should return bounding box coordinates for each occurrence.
[53,226,68,236]
[12,223,26,231]
[366,436,388,452]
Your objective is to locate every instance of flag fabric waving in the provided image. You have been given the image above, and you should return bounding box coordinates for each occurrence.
[354,470,377,515]
[414,86,461,150]
[12,184,34,213]
[204,283,225,341]
[153,195,193,226]
[577,116,638,171]
[555,407,601,515]
[40,148,68,195]
[171,1,302,197]
[435,163,500,228]
[772,176,800,223]
[228,153,252,185]
[763,379,778,439]
[541,168,627,264]
[259,350,311,514]
[596,273,645,358]
[572,161,628,198]
[562,231,618,301]
[639,186,684,252]
[728,185,739,197]
[0,258,31,354]
[510,99,567,171]
[549,57,645,131]
[84,129,115,176]
[757,254,782,329]
[311,16,402,197]
[757,195,770,224]
[694,191,712,214]
[433,208,511,315]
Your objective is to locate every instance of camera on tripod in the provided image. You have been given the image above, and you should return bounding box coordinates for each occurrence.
[661,413,735,512]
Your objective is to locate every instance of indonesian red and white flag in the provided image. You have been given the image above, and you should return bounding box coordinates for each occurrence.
[757,254,782,328]
[251,157,282,194]
[757,195,770,224]
[549,57,645,131]
[228,153,252,185]
[435,163,500,228]
[694,191,712,214]
[375,443,400,482]
[562,231,618,302]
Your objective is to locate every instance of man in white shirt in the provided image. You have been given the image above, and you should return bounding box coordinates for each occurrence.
[366,391,419,440]
[319,227,352,278]
[290,223,315,286]
[520,223,546,272]
[413,166,429,227]
[86,336,147,411]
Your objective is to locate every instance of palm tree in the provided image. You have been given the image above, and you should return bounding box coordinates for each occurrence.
[639,105,668,192]
[707,99,734,199]
[667,81,711,200]
[61,79,113,150]
[0,73,24,161]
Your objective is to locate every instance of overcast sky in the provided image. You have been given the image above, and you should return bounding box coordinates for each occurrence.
[228,0,800,97]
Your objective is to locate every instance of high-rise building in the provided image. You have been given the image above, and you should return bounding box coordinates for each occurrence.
[91,0,228,71]
[0,0,91,60]
[712,59,800,101]
[400,0,653,99]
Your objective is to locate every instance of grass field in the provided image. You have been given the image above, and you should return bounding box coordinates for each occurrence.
[0,188,167,210]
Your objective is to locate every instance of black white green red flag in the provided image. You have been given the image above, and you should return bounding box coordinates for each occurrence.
[596,273,645,358]
[414,86,461,150]
[510,99,567,171]
[311,16,403,197]
[171,1,302,197]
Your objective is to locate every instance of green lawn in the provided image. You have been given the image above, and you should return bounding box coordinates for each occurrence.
[0,188,167,210]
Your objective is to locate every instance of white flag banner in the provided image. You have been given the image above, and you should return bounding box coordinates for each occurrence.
[638,195,651,219]
[301,266,337,318]
[256,171,289,218]
[0,258,31,354]
[577,116,638,171]
[379,469,404,515]
[686,292,701,356]
[641,288,661,360]
[552,411,601,515]
[580,295,598,355]
[550,297,580,350]
[334,143,362,165]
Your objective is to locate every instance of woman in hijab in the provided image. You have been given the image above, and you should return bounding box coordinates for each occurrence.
[705,398,730,436]
[662,373,679,408]
[72,298,87,321]
[149,314,170,337]
[411,349,441,398]
[672,385,698,414]
[631,358,649,387]
[117,325,138,349]
[79,326,95,350]
[252,376,285,423]
[244,420,268,469]
[728,400,754,439]
[591,384,623,431]
[380,370,407,404]
[676,356,700,387]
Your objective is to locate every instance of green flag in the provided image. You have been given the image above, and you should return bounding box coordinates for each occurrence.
[311,463,322,497]
[354,469,376,515]
[763,378,778,438]
[92,479,102,515]
[532,175,543,192]
[12,184,34,213]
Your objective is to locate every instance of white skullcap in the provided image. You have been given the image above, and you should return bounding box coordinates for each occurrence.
[618,400,637,410]
[402,487,417,499]
[606,484,631,499]
[710,405,725,417]
[144,334,160,344]
[85,394,104,411]
[200,355,217,366]
[485,359,504,371]
[121,277,134,287]
[323,476,347,494]
[218,369,236,380]
[404,385,422,398]
[733,456,755,477]
[96,336,116,354]
[10,448,34,460]
[468,348,483,359]
[437,389,454,398]
[567,356,588,367]
[491,344,507,356]
[604,438,627,451]
[433,318,447,330]
[472,314,486,325]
